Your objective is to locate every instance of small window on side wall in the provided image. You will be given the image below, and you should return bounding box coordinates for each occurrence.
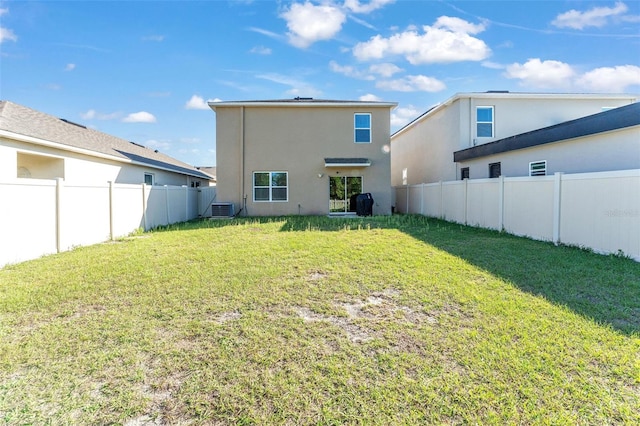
[489,162,501,178]
[354,113,371,143]
[529,160,546,176]
[461,167,470,180]
[144,173,154,185]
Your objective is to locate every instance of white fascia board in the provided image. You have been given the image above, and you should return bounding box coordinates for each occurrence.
[209,101,398,110]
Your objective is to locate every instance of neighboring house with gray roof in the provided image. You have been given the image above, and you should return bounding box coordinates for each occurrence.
[0,100,214,186]
[453,102,640,178]
[209,97,397,216]
[391,92,639,185]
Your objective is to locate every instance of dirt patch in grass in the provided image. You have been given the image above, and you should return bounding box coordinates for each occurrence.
[295,289,428,343]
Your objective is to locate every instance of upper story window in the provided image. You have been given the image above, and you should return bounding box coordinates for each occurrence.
[354,113,371,143]
[476,106,494,138]
[254,171,288,202]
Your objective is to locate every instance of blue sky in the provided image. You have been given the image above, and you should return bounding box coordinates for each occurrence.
[1,0,639,167]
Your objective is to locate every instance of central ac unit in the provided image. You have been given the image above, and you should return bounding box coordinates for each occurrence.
[211,203,234,218]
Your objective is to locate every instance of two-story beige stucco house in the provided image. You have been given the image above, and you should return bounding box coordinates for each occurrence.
[391,92,639,185]
[209,98,397,216]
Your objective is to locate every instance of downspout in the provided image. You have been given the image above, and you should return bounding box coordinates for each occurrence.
[240,106,246,216]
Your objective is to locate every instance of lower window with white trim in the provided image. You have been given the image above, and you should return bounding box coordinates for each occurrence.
[529,160,546,176]
[253,171,288,202]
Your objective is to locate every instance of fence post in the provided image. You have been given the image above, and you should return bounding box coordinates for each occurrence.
[498,175,505,231]
[405,184,409,214]
[109,181,114,241]
[165,185,170,225]
[553,172,563,245]
[56,178,63,253]
[464,178,468,225]
[142,184,148,231]
[439,181,443,219]
[184,186,189,221]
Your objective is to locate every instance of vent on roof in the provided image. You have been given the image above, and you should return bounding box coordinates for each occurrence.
[294,97,313,101]
[59,118,87,129]
[211,203,234,218]
[486,90,510,93]
[129,141,145,148]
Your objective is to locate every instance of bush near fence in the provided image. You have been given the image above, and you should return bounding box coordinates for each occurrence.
[394,169,640,261]
[0,180,216,267]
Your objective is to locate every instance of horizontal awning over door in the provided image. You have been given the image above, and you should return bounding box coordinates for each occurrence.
[324,158,371,167]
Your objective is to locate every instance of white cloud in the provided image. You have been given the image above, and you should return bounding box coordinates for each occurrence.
[481,61,505,70]
[0,27,17,43]
[329,60,374,80]
[0,7,16,44]
[123,111,156,123]
[504,58,576,89]
[344,0,395,14]
[65,63,76,71]
[503,58,640,92]
[353,16,490,64]
[281,2,346,48]
[145,139,171,151]
[80,109,121,120]
[359,93,382,102]
[248,27,284,41]
[369,62,402,77]
[376,75,446,92]
[576,65,640,92]
[250,45,272,55]
[433,16,486,34]
[391,105,422,127]
[552,1,629,29]
[185,95,216,110]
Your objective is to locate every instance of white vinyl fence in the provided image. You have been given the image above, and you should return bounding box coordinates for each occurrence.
[0,179,217,267]
[394,169,640,261]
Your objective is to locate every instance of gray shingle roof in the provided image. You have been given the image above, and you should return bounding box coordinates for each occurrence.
[0,101,213,180]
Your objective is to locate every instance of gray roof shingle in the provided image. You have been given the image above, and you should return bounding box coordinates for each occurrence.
[0,101,213,180]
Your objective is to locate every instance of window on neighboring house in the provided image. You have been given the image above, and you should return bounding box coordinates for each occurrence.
[461,167,470,180]
[354,113,371,143]
[529,160,546,176]
[254,171,288,202]
[489,162,501,178]
[476,106,494,138]
[144,173,154,185]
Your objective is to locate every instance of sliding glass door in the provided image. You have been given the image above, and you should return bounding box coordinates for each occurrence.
[329,176,362,214]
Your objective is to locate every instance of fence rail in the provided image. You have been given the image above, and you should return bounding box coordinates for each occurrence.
[0,180,216,267]
[394,170,640,261]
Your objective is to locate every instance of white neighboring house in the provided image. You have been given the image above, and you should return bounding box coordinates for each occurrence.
[391,92,639,185]
[0,100,214,186]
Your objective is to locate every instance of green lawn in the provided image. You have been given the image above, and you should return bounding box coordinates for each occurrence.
[1,215,638,425]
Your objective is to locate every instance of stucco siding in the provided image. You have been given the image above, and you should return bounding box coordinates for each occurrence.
[457,125,640,179]
[214,103,393,216]
[391,102,460,185]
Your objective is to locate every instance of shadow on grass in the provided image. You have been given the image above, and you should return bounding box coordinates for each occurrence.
[155,214,640,336]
